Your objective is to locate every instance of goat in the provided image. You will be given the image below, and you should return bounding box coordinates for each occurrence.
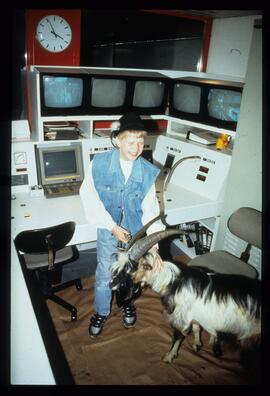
[110,228,261,364]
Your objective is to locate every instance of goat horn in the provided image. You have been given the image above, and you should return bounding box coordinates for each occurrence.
[128,228,186,262]
[126,214,167,250]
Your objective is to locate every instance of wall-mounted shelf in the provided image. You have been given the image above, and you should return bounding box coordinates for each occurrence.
[28,65,242,148]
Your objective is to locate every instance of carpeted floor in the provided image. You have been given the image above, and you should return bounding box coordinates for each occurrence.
[46,275,260,385]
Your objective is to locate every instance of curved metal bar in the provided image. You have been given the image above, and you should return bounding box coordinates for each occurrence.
[164,156,201,191]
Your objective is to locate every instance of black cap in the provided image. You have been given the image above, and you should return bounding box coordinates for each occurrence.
[111,111,145,134]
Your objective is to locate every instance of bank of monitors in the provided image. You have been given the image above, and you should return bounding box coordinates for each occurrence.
[169,80,242,131]
[39,71,242,131]
[39,72,169,117]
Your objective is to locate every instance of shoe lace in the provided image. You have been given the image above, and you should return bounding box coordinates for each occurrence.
[122,305,136,316]
[91,313,107,326]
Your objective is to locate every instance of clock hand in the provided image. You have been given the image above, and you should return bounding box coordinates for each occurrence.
[47,19,59,38]
[54,33,68,43]
[50,30,58,38]
[55,33,64,39]
[48,19,56,33]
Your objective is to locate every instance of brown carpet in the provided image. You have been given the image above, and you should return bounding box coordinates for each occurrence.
[46,276,254,385]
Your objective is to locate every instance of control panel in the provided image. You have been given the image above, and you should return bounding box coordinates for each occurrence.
[154,135,231,202]
[11,141,38,193]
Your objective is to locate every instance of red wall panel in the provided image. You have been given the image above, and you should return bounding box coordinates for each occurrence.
[25,9,81,124]
[25,9,81,67]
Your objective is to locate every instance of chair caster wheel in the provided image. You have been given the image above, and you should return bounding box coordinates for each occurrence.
[76,281,83,290]
[71,308,77,321]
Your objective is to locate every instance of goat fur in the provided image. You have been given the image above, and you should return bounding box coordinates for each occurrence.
[110,248,261,363]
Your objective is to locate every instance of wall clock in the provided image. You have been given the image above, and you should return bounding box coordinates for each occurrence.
[25,9,81,66]
[25,9,81,124]
[36,15,72,53]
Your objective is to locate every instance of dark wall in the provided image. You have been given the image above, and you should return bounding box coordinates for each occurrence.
[81,10,205,70]
[12,9,207,120]
[12,9,27,120]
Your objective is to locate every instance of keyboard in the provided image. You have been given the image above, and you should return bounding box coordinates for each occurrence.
[43,182,82,198]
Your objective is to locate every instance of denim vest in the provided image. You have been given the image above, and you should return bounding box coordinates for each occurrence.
[92,149,160,236]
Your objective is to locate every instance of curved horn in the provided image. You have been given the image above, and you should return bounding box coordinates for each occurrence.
[128,228,186,262]
[125,214,167,250]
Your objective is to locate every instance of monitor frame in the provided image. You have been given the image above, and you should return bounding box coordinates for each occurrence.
[204,84,243,131]
[129,76,169,115]
[89,75,132,115]
[39,72,90,117]
[168,80,204,123]
[35,143,84,187]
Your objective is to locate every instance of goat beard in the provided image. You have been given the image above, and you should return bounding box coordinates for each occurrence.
[114,275,142,307]
[112,248,161,307]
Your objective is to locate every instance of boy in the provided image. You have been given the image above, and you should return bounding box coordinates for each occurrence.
[80,111,164,337]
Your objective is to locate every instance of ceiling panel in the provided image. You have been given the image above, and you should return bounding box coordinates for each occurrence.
[184,10,262,18]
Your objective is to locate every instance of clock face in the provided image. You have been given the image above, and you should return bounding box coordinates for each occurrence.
[36,15,72,53]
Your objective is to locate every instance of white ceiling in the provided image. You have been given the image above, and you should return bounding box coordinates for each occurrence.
[184,10,262,19]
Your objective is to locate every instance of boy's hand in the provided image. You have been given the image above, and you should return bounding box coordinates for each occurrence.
[112,225,131,243]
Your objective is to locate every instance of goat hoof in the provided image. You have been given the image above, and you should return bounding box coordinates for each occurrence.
[193,344,202,352]
[213,344,222,357]
[162,353,174,363]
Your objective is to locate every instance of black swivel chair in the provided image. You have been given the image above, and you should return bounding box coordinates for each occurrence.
[187,207,261,279]
[14,221,82,320]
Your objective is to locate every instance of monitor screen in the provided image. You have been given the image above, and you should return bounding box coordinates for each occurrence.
[36,143,84,186]
[207,88,242,122]
[43,75,83,108]
[91,78,127,107]
[43,150,77,178]
[173,83,201,114]
[133,80,165,108]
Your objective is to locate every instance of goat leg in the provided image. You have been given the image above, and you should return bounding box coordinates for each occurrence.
[212,333,222,357]
[163,328,185,363]
[192,322,203,352]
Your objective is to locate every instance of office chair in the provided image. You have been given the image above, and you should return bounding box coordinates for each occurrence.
[187,207,261,279]
[14,221,82,320]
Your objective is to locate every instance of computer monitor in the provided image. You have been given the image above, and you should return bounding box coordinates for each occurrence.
[40,73,89,116]
[206,87,242,130]
[169,80,203,123]
[36,143,84,187]
[130,78,168,114]
[90,76,129,114]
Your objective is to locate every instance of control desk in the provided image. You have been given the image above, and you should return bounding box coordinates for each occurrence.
[11,192,96,246]
[11,180,223,247]
[11,134,232,246]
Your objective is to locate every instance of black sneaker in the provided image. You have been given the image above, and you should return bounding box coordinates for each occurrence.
[88,313,107,338]
[122,303,136,328]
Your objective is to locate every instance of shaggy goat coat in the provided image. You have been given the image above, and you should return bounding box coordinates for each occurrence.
[111,249,261,361]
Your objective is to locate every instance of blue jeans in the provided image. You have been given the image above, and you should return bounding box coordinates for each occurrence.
[94,228,118,316]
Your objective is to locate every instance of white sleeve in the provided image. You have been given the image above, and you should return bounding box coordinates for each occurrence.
[79,162,116,231]
[141,183,166,235]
